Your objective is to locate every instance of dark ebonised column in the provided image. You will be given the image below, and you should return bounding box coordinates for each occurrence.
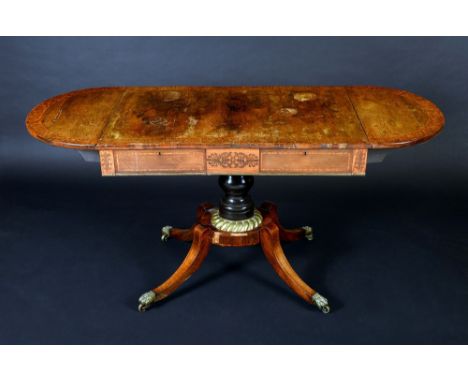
[218,175,255,220]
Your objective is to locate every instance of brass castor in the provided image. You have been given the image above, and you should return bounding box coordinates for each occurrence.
[161,226,172,242]
[312,293,331,314]
[138,290,156,312]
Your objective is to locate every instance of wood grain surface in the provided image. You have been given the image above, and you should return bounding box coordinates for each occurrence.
[26,86,444,150]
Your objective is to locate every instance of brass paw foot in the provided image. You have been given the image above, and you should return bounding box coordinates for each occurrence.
[138,290,157,312]
[312,292,330,314]
[161,226,173,242]
[302,226,313,241]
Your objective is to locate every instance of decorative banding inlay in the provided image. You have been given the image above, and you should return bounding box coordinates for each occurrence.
[351,149,367,175]
[99,150,115,175]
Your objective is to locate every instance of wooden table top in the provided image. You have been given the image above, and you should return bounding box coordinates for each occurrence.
[26,86,444,150]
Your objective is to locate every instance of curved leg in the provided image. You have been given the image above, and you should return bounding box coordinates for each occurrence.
[260,223,330,313]
[260,202,313,242]
[138,224,213,312]
[161,203,214,243]
[161,226,194,242]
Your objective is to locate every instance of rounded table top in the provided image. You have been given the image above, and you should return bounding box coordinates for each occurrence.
[26,86,444,150]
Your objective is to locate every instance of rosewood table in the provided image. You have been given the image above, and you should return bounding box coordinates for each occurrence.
[26,86,444,313]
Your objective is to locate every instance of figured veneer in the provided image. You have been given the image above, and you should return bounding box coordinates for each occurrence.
[26,86,444,151]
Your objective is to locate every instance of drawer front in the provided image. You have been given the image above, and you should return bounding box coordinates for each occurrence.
[260,149,367,175]
[100,149,206,175]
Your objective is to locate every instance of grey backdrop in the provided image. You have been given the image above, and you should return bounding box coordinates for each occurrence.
[1,37,467,344]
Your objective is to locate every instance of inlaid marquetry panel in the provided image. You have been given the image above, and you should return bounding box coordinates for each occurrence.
[206,149,260,174]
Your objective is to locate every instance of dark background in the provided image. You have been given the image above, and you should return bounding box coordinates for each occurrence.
[1,37,467,344]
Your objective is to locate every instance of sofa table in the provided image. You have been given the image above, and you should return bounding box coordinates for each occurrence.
[26,86,444,313]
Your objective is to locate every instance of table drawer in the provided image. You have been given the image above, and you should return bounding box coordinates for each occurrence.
[99,148,367,176]
[100,149,206,175]
[260,149,367,175]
